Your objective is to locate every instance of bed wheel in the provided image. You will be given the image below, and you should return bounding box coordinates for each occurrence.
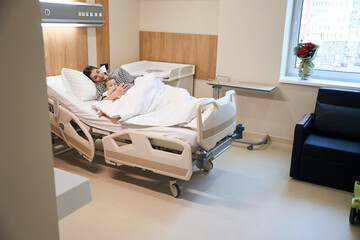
[170,183,181,198]
[169,178,180,198]
[247,145,253,150]
[201,161,213,175]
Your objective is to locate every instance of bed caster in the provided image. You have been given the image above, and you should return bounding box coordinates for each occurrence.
[201,161,213,175]
[247,145,253,150]
[169,178,180,198]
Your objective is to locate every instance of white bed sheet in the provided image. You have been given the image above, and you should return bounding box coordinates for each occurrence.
[46,75,199,147]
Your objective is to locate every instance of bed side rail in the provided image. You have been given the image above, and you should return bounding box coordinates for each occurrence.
[102,130,193,181]
[195,123,244,173]
[196,90,237,151]
[48,98,95,162]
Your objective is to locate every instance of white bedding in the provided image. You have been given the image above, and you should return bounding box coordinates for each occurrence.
[46,75,200,147]
[92,73,207,127]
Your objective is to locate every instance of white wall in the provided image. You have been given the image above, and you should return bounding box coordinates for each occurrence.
[0,1,59,239]
[139,0,320,140]
[217,0,319,140]
[140,0,219,35]
[108,0,140,71]
[87,0,140,70]
[139,0,221,98]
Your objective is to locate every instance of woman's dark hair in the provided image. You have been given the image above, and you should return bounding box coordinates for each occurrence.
[83,66,98,80]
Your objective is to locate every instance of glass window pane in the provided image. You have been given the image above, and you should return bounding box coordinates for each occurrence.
[296,0,360,74]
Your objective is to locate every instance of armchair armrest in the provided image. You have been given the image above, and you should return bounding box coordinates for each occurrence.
[297,114,312,126]
[290,114,314,177]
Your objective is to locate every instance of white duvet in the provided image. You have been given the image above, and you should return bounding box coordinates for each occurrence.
[92,74,208,127]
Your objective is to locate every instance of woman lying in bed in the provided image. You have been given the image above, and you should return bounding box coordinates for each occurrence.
[83,65,134,101]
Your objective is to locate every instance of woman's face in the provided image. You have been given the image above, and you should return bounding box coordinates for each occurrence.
[90,68,107,82]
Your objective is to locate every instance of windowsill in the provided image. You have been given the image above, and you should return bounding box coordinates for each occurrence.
[279,76,360,90]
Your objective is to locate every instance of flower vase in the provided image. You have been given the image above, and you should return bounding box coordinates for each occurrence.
[299,59,314,80]
[299,72,312,80]
[294,41,319,80]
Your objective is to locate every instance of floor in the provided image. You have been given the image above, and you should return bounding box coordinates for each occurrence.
[54,142,360,240]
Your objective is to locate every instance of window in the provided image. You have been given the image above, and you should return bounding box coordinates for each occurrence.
[285,0,360,82]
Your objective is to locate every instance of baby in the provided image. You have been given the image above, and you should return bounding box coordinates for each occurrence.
[102,77,134,100]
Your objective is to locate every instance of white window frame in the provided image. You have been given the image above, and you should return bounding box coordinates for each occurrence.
[280,0,360,89]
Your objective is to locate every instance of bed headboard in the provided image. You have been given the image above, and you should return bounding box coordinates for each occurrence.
[140,31,218,80]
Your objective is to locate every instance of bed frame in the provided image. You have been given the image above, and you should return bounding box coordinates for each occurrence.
[49,90,244,197]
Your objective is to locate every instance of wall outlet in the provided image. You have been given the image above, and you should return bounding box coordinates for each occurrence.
[100,63,108,70]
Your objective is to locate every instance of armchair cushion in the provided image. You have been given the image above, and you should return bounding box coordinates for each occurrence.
[303,134,360,165]
[313,102,360,140]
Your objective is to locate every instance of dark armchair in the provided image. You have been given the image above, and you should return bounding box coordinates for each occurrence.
[290,87,360,192]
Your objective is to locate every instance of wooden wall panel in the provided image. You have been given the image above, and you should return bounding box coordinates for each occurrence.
[140,31,218,80]
[42,0,88,76]
[43,27,88,76]
[96,0,110,69]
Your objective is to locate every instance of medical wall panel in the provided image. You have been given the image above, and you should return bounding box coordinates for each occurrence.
[42,0,88,76]
[96,0,110,69]
[139,31,218,80]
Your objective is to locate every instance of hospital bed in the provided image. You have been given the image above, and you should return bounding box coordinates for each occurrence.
[47,74,244,197]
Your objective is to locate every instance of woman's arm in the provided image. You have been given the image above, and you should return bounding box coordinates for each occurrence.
[108,67,134,84]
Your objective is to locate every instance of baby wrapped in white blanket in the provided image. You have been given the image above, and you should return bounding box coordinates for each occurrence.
[92,73,209,127]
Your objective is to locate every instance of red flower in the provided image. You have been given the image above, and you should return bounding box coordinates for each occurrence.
[304,42,314,48]
[297,46,309,56]
[294,41,319,59]
[297,42,314,57]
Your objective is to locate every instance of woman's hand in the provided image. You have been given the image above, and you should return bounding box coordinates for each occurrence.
[109,85,117,94]
[113,83,129,97]
[102,83,129,101]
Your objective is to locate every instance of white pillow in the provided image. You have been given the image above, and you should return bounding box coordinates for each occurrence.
[61,68,97,101]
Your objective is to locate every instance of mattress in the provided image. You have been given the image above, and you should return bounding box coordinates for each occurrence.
[46,75,199,147]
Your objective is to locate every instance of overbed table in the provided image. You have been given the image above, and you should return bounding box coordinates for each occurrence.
[207,78,276,150]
